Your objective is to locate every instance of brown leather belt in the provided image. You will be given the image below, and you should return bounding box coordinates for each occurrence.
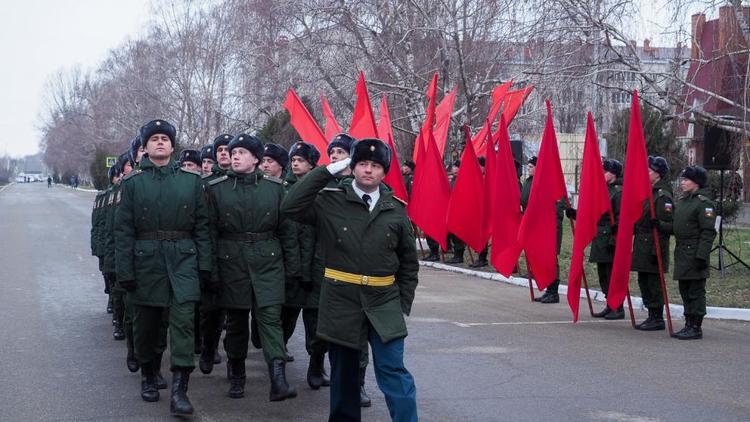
[137,230,192,240]
[220,231,275,242]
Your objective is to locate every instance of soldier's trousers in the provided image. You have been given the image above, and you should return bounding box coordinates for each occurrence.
[133,301,195,370]
[638,272,663,309]
[426,237,440,256]
[200,299,224,354]
[448,234,465,256]
[678,279,706,317]
[281,306,327,356]
[225,305,284,363]
[596,262,613,297]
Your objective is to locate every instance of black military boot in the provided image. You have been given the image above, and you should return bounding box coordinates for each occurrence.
[199,346,215,375]
[639,307,665,331]
[605,306,625,320]
[126,339,139,373]
[673,315,703,340]
[307,352,330,390]
[445,253,464,264]
[170,369,194,416]
[153,354,168,390]
[359,367,371,407]
[592,306,612,318]
[107,296,113,314]
[140,362,159,402]
[268,358,297,401]
[422,253,440,262]
[533,291,549,302]
[113,320,125,341]
[227,359,246,398]
[540,292,560,304]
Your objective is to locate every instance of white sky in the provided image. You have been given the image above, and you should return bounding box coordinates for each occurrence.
[0,0,151,158]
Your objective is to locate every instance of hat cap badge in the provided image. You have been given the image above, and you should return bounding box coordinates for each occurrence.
[369,145,375,151]
[155,121,161,126]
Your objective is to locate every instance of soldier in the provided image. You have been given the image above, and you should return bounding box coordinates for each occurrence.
[401,160,415,195]
[115,120,211,415]
[211,133,233,177]
[670,165,716,340]
[206,134,298,401]
[179,149,202,173]
[631,156,674,330]
[102,153,128,341]
[200,145,215,175]
[100,161,121,316]
[260,143,289,179]
[281,141,331,390]
[123,136,144,374]
[282,138,419,422]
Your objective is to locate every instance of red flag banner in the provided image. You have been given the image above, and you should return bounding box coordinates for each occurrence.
[501,85,534,126]
[479,120,496,246]
[320,93,341,142]
[378,95,409,202]
[349,71,379,139]
[413,73,439,162]
[473,80,513,156]
[446,126,485,252]
[408,132,451,251]
[283,89,330,164]
[517,100,567,290]
[567,112,611,321]
[434,87,457,157]
[607,90,652,310]
[490,114,523,276]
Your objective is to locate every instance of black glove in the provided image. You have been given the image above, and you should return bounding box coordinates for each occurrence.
[119,279,136,292]
[301,280,313,293]
[565,207,577,220]
[694,258,708,270]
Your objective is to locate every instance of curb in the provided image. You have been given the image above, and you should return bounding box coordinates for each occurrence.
[0,182,15,194]
[419,261,750,322]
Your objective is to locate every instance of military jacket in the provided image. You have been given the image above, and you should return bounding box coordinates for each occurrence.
[282,173,320,308]
[101,182,122,274]
[281,166,420,350]
[589,180,622,263]
[631,179,673,273]
[671,187,717,280]
[90,192,103,257]
[114,157,211,306]
[207,169,296,309]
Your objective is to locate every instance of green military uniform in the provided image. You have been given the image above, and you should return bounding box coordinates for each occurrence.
[102,179,127,340]
[91,191,109,296]
[589,179,622,297]
[632,179,673,313]
[114,157,211,373]
[671,187,716,319]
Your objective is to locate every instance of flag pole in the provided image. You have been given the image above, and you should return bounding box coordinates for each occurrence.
[525,254,536,302]
[648,198,674,336]
[564,197,595,317]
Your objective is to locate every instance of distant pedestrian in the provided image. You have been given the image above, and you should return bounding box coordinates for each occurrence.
[47,176,51,188]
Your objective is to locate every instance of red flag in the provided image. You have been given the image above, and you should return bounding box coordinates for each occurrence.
[567,112,611,321]
[479,120,496,246]
[434,87,457,157]
[446,126,485,251]
[320,93,341,141]
[607,90,652,310]
[501,85,534,125]
[473,81,513,155]
[413,73,439,162]
[378,95,409,202]
[517,100,567,290]
[489,114,523,276]
[349,71,379,139]
[408,132,451,251]
[283,89,330,164]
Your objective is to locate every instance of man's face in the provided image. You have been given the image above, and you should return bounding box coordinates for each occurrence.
[291,156,313,177]
[648,168,660,185]
[145,134,174,160]
[680,177,699,193]
[261,157,283,178]
[202,158,215,175]
[527,163,536,176]
[401,165,411,175]
[329,147,349,163]
[231,147,259,174]
[122,162,133,176]
[604,171,616,184]
[112,174,121,184]
[216,145,231,168]
[181,161,200,172]
[353,160,385,191]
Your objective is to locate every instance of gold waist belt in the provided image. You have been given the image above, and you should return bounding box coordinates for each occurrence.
[324,268,395,286]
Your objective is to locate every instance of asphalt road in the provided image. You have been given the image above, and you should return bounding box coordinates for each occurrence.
[1,182,749,422]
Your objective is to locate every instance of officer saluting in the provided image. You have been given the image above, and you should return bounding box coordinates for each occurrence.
[282,138,419,422]
[670,165,716,340]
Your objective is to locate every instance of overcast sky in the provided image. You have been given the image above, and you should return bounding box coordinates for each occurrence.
[0,0,151,158]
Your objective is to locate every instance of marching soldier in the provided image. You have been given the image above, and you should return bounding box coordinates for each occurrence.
[200,144,215,175]
[115,119,211,415]
[632,156,673,330]
[670,165,716,340]
[102,153,129,341]
[206,134,298,401]
[282,138,419,422]
[179,149,202,173]
[99,161,121,316]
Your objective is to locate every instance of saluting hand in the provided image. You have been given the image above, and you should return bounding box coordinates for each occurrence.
[326,158,351,175]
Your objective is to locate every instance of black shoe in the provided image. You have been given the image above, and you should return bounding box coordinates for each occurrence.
[170,369,194,415]
[672,316,703,340]
[268,358,297,401]
[113,322,125,341]
[126,348,140,373]
[140,362,159,403]
[359,368,371,407]
[592,306,612,318]
[199,348,215,375]
[306,352,330,390]
[445,255,464,264]
[540,293,559,304]
[533,291,549,302]
[469,259,488,268]
[637,308,665,331]
[423,254,440,262]
[285,351,294,362]
[604,306,625,320]
[153,354,167,390]
[227,359,246,398]
[107,297,113,314]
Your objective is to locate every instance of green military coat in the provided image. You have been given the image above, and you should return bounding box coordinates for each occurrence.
[114,157,212,306]
[206,169,297,310]
[101,182,122,274]
[283,173,320,309]
[90,192,103,257]
[589,180,622,263]
[281,167,420,350]
[631,178,673,273]
[671,187,717,280]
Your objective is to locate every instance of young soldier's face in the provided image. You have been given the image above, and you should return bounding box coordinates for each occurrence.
[145,134,174,160]
[202,158,215,175]
[604,171,616,184]
[353,160,385,191]
[329,147,349,163]
[291,156,313,177]
[181,161,200,172]
[261,157,283,178]
[122,162,133,176]
[216,145,231,167]
[527,163,536,176]
[231,147,258,174]
[648,168,660,185]
[401,165,411,175]
[680,178,699,193]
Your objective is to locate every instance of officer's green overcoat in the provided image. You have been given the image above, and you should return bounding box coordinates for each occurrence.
[671,187,717,280]
[631,178,673,273]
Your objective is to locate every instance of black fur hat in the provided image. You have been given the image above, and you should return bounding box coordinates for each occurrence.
[327,133,356,157]
[403,159,416,171]
[211,133,233,160]
[179,149,201,166]
[681,165,708,187]
[349,138,392,173]
[289,141,321,167]
[117,151,133,171]
[128,136,142,164]
[200,145,214,161]
[527,156,538,166]
[603,159,623,178]
[140,119,176,146]
[228,134,264,160]
[648,155,669,178]
[108,161,121,182]
[263,143,289,168]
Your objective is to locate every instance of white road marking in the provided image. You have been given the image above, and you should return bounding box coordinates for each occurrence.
[453,320,622,327]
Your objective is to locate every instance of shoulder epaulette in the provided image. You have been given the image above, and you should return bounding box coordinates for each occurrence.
[697,194,711,203]
[263,174,283,184]
[321,187,344,192]
[201,173,213,179]
[208,175,229,186]
[179,167,201,176]
[122,169,143,181]
[393,196,407,206]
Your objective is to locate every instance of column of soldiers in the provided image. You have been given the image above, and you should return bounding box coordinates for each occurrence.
[91,120,420,420]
